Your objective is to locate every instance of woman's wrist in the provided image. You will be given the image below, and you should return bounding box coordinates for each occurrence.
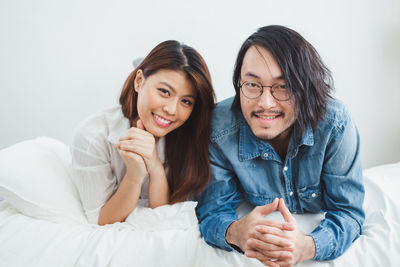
[124,170,146,184]
[147,158,165,177]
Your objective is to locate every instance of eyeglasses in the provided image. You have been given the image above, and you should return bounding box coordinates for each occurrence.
[239,80,290,101]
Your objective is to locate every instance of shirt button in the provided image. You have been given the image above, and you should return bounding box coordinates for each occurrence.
[289,191,293,196]
[283,166,288,171]
[263,153,268,157]
[312,193,317,198]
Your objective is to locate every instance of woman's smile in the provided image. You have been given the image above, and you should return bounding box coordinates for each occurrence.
[152,113,173,128]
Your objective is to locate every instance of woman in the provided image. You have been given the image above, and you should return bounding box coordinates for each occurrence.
[70,40,215,225]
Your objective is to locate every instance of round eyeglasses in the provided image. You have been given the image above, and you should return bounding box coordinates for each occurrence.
[239,80,290,101]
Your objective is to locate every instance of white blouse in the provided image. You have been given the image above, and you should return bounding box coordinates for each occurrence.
[70,106,165,224]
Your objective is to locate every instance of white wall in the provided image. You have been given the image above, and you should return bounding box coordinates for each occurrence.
[1,0,399,168]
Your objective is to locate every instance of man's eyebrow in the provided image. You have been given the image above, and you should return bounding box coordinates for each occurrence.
[243,72,285,81]
[243,72,260,79]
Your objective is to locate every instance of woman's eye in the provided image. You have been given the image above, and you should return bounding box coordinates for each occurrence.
[158,88,170,96]
[277,84,287,90]
[181,99,193,106]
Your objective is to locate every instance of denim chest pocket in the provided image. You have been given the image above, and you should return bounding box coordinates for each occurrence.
[298,185,323,213]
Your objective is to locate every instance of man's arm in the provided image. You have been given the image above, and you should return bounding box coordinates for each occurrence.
[310,112,365,260]
[196,141,295,254]
[196,140,243,251]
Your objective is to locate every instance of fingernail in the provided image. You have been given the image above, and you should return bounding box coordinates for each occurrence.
[245,251,254,257]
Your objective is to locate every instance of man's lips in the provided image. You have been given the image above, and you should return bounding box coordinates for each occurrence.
[251,111,284,120]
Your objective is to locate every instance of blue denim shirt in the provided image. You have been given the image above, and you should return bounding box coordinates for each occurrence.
[196,97,365,261]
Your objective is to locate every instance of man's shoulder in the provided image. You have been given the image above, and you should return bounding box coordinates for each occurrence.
[211,97,241,142]
[323,98,352,129]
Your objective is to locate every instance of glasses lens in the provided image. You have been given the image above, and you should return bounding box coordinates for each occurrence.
[242,81,262,99]
[272,84,290,101]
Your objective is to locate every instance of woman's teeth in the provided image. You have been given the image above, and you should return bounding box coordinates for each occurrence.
[154,114,172,124]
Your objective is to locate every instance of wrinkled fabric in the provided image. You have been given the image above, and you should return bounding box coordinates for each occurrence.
[70,106,165,224]
[196,97,365,260]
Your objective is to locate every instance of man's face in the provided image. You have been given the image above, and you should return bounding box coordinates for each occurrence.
[240,45,296,142]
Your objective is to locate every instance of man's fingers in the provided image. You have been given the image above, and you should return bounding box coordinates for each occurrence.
[278,198,296,224]
[248,234,294,250]
[253,219,293,232]
[245,248,292,265]
[257,198,279,216]
[245,249,271,262]
[255,224,294,238]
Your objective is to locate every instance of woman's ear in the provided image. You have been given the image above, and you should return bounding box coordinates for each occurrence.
[134,69,144,92]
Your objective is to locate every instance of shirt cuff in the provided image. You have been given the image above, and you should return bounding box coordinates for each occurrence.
[310,228,334,260]
[85,206,101,224]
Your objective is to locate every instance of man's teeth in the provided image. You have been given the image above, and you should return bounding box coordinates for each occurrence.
[258,115,278,119]
[154,114,172,124]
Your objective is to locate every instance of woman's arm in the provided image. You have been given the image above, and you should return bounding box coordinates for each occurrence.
[147,161,169,208]
[98,138,149,225]
[98,172,144,225]
[116,119,170,209]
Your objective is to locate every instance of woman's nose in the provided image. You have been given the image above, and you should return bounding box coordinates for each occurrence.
[163,99,178,115]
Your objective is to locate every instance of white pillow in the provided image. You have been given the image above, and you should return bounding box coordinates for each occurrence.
[0,137,87,224]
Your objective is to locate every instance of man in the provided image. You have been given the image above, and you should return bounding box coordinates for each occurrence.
[196,25,364,266]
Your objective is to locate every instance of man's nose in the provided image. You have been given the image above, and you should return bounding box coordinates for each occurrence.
[257,87,277,109]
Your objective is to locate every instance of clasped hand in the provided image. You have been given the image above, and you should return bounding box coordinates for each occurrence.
[114,120,163,183]
[228,198,315,267]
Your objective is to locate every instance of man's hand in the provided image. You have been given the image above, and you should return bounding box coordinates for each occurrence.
[225,198,295,254]
[245,198,316,266]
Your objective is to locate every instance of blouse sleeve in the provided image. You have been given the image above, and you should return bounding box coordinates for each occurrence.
[70,121,118,224]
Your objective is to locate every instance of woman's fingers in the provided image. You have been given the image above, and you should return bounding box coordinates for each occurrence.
[118,127,151,141]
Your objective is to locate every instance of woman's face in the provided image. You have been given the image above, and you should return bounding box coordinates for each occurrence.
[134,69,196,137]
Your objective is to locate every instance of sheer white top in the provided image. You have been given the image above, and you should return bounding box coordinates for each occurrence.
[70,106,165,224]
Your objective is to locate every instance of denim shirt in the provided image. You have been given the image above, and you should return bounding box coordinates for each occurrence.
[196,97,365,261]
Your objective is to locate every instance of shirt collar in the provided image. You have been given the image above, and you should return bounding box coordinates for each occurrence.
[238,114,262,161]
[238,114,314,161]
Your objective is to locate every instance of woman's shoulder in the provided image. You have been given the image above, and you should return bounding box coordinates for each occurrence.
[71,106,128,149]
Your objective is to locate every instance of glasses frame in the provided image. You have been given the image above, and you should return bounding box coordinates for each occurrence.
[239,80,290,101]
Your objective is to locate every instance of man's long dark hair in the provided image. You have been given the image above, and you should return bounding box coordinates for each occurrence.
[232,25,333,133]
[120,40,216,203]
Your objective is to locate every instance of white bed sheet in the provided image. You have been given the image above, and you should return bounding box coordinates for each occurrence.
[1,161,400,266]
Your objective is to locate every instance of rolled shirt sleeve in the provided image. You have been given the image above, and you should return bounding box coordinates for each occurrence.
[196,140,243,251]
[310,110,365,260]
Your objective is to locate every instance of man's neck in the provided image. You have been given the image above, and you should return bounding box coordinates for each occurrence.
[268,127,292,161]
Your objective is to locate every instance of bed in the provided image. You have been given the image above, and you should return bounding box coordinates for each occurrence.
[0,137,399,266]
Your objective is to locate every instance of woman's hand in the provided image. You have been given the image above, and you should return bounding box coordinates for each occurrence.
[116,119,169,208]
[115,120,163,178]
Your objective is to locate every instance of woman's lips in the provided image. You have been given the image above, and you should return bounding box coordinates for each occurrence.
[152,113,172,128]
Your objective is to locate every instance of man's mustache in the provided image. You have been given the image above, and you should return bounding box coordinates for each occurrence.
[251,110,284,117]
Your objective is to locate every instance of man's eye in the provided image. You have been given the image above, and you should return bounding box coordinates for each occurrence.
[246,82,259,88]
[158,88,170,96]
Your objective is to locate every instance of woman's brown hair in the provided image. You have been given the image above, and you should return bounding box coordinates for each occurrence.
[119,40,216,203]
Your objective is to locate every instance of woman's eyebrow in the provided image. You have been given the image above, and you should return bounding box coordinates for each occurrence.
[159,81,196,98]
